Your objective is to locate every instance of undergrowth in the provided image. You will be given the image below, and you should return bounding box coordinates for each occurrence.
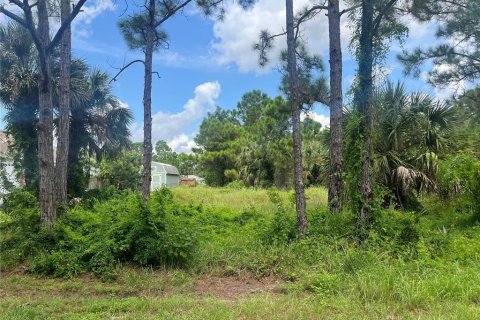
[1,186,480,309]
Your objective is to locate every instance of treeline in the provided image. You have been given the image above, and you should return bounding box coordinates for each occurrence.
[98,90,328,189]
[102,82,480,221]
[193,91,328,188]
[190,84,480,213]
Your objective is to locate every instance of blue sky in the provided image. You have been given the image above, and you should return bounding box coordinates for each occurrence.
[0,0,456,153]
[69,1,294,152]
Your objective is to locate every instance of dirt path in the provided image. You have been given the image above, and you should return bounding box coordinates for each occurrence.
[193,276,282,300]
[0,270,284,301]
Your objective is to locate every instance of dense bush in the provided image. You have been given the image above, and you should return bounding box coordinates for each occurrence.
[0,189,48,267]
[78,185,120,209]
[367,209,421,256]
[1,189,199,280]
[261,189,297,244]
[98,150,142,191]
[438,154,480,217]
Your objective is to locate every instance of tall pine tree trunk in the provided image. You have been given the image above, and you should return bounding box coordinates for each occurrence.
[55,0,72,205]
[286,0,308,236]
[142,0,155,200]
[23,122,38,192]
[1,0,87,225]
[67,112,86,197]
[357,0,374,224]
[37,0,56,225]
[327,0,344,214]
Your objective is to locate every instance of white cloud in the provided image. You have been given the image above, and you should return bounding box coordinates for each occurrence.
[210,0,444,74]
[405,19,432,42]
[75,0,115,25]
[168,134,199,154]
[72,0,116,38]
[131,81,221,153]
[301,111,330,129]
[421,65,467,100]
[0,0,115,38]
[211,0,351,73]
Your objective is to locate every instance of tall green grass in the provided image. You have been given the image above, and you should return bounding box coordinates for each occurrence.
[172,186,328,214]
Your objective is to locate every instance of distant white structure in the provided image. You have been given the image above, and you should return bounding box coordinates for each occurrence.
[88,166,102,190]
[0,131,9,156]
[0,131,18,199]
[151,161,180,189]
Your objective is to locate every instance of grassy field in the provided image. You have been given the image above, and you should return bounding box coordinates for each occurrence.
[171,186,328,213]
[1,187,480,319]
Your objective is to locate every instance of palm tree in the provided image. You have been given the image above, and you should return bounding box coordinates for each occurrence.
[68,69,133,196]
[0,23,132,197]
[373,82,456,208]
[0,23,39,191]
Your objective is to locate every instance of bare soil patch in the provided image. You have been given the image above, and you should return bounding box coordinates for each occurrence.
[193,275,282,300]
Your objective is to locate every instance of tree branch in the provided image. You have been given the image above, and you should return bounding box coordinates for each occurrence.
[154,0,194,27]
[450,51,480,64]
[256,3,329,50]
[372,0,398,35]
[7,0,26,9]
[0,2,41,49]
[110,59,146,83]
[48,0,88,52]
[0,6,28,28]
[297,4,327,23]
[340,3,361,16]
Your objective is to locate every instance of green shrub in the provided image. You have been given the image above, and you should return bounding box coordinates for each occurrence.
[0,190,44,269]
[87,245,119,281]
[3,183,480,297]
[2,189,199,279]
[308,208,356,239]
[438,154,480,217]
[304,272,341,294]
[342,249,377,274]
[79,185,120,209]
[261,189,296,244]
[367,210,420,256]
[98,151,142,191]
[31,251,84,278]
[2,189,38,216]
[225,180,245,189]
[232,207,262,226]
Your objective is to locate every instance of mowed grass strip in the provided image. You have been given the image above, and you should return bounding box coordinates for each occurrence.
[2,280,480,319]
[2,268,480,320]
